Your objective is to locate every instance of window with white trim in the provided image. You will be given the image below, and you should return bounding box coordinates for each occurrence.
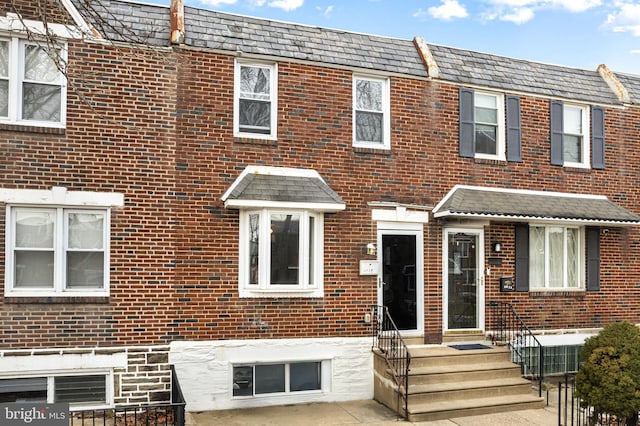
[0,374,109,408]
[474,91,504,159]
[234,60,277,139]
[232,361,322,397]
[0,37,66,126]
[529,225,583,289]
[353,75,390,149]
[240,209,323,297]
[6,207,109,296]
[562,104,589,167]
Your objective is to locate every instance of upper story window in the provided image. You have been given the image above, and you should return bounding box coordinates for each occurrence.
[0,37,66,127]
[529,225,582,290]
[234,60,277,140]
[240,209,323,297]
[353,75,390,149]
[6,207,109,297]
[550,101,592,168]
[458,88,508,161]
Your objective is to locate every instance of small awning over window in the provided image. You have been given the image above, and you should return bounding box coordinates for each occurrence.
[433,185,640,226]
[221,166,346,212]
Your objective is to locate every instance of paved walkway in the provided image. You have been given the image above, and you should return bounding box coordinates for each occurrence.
[186,398,561,425]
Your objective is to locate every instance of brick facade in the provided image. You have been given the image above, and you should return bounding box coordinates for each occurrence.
[2,0,640,410]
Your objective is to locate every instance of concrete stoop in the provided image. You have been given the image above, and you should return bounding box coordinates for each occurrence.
[373,343,545,422]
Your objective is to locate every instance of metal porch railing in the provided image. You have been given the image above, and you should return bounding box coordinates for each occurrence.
[69,365,186,426]
[372,305,411,419]
[487,301,544,396]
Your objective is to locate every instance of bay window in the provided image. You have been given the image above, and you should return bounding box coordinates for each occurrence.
[241,209,323,297]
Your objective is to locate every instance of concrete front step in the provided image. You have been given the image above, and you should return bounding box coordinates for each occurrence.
[409,377,534,403]
[407,394,545,422]
[409,357,523,386]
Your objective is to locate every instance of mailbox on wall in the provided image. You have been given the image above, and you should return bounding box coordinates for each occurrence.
[500,276,514,292]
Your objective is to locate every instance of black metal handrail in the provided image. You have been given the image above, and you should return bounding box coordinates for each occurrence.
[372,305,411,419]
[69,365,187,425]
[487,301,544,396]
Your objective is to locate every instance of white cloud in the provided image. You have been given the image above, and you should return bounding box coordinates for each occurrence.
[250,0,266,6]
[604,2,640,37]
[200,0,238,6]
[316,5,334,17]
[633,50,640,54]
[500,7,535,23]
[481,0,602,24]
[268,0,304,11]
[427,0,469,21]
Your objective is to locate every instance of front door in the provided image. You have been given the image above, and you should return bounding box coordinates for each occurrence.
[443,229,485,331]
[378,228,423,334]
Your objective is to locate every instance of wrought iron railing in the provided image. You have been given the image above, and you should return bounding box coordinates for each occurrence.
[556,373,640,426]
[69,365,186,425]
[372,305,411,419]
[487,301,544,396]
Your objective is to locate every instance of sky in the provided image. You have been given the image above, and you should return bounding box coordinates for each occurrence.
[169,0,640,75]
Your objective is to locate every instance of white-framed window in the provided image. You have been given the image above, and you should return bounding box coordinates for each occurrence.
[239,209,323,297]
[0,37,66,127]
[5,206,109,297]
[0,373,111,409]
[562,104,590,167]
[234,60,277,139]
[473,91,505,160]
[353,75,390,149]
[232,361,323,398]
[529,225,583,290]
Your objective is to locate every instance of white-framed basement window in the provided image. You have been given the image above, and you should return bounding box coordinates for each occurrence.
[232,361,325,398]
[239,209,323,297]
[0,372,112,409]
[0,36,67,127]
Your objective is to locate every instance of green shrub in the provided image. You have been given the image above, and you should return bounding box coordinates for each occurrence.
[575,321,640,425]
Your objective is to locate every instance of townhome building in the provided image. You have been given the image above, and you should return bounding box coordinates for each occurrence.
[1,0,640,416]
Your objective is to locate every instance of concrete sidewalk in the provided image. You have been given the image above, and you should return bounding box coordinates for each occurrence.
[186,399,560,425]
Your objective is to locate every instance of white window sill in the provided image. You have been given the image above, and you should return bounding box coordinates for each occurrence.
[239,288,323,298]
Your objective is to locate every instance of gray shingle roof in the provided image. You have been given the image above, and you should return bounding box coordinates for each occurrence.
[72,0,170,47]
[428,44,621,105]
[615,73,640,105]
[221,167,345,211]
[184,7,427,77]
[433,186,640,225]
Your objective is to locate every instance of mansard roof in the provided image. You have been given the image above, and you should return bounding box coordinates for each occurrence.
[615,73,640,105]
[74,0,636,106]
[427,44,621,106]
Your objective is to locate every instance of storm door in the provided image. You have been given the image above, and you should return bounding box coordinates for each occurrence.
[378,228,422,334]
[444,229,485,331]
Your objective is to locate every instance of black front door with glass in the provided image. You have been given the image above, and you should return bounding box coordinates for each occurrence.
[447,232,479,330]
[381,234,417,331]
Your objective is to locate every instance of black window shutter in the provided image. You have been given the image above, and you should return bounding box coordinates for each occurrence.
[515,223,529,292]
[586,227,601,291]
[550,100,564,165]
[591,105,605,170]
[459,88,475,158]
[506,95,522,162]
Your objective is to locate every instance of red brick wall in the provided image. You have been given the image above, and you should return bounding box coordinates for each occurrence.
[2,30,640,349]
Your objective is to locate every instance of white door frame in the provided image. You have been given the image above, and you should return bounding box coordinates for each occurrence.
[377,222,424,337]
[442,227,485,333]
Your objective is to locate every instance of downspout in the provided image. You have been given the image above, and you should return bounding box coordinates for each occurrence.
[170,0,185,45]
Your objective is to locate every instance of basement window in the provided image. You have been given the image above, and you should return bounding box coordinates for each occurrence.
[232,361,323,397]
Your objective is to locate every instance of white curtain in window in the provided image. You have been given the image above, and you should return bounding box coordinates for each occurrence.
[0,41,8,117]
[566,228,579,288]
[14,210,55,288]
[548,227,564,288]
[529,226,545,287]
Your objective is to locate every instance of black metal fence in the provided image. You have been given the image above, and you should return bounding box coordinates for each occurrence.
[372,305,411,419]
[69,366,186,426]
[555,373,640,426]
